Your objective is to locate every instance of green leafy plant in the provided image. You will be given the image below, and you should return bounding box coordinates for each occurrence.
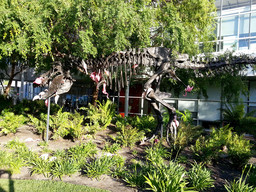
[187,162,214,191]
[50,109,86,140]
[50,108,71,139]
[247,165,256,187]
[109,155,126,178]
[5,138,26,149]
[0,111,27,135]
[103,142,121,154]
[84,155,125,179]
[28,113,47,135]
[0,150,25,174]
[67,142,97,167]
[224,165,256,192]
[176,109,193,125]
[123,161,150,189]
[30,155,53,177]
[222,102,256,135]
[12,100,60,118]
[129,115,157,135]
[112,124,145,148]
[15,146,37,164]
[38,141,49,147]
[96,100,116,128]
[68,111,86,140]
[168,122,203,156]
[51,158,79,180]
[145,142,170,165]
[191,125,252,167]
[83,100,116,134]
[144,161,192,192]
[228,134,252,167]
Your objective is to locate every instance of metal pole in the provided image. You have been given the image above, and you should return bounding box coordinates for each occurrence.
[124,79,130,117]
[46,98,50,142]
[19,71,24,101]
[140,95,144,117]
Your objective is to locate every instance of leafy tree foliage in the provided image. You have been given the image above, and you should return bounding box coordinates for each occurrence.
[0,0,52,95]
[0,0,217,95]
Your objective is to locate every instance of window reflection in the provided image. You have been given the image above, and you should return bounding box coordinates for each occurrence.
[253,1,256,10]
[221,40,238,51]
[252,13,256,37]
[251,38,256,49]
[221,16,238,38]
[215,0,256,52]
[222,0,250,12]
[239,39,249,50]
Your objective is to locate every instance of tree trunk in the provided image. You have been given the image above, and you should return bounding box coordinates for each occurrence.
[92,83,99,106]
[3,62,16,96]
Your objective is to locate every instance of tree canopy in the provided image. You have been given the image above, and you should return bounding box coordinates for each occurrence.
[0,0,217,95]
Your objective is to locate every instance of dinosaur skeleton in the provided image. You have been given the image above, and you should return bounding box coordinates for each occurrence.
[33,47,256,140]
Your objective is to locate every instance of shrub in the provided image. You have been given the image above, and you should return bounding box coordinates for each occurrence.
[0,150,26,174]
[84,155,125,179]
[123,161,150,189]
[222,102,256,135]
[83,100,116,133]
[176,109,193,125]
[144,161,190,192]
[51,158,79,179]
[247,165,256,187]
[114,114,157,136]
[50,109,86,140]
[0,111,27,135]
[5,138,26,149]
[145,142,170,165]
[191,125,233,163]
[30,155,53,177]
[191,125,252,167]
[67,142,97,167]
[187,162,214,191]
[50,108,71,139]
[103,142,121,154]
[0,95,13,113]
[28,113,47,134]
[112,124,144,148]
[167,122,203,155]
[68,112,86,139]
[228,134,252,167]
[12,99,60,118]
[129,115,157,135]
[224,166,256,192]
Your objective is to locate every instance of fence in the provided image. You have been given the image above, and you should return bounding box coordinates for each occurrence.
[109,94,256,126]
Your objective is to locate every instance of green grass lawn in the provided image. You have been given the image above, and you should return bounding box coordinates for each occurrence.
[0,179,110,192]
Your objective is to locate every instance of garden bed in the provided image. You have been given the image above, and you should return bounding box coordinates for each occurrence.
[0,125,141,192]
[0,125,255,192]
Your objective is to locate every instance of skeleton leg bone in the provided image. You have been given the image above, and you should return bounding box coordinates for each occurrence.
[144,88,177,139]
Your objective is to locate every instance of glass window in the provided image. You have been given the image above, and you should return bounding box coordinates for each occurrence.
[239,39,249,50]
[222,0,250,12]
[252,0,256,10]
[221,15,238,38]
[251,13,256,37]
[220,40,238,51]
[239,14,249,37]
[215,0,221,16]
[239,13,249,50]
[215,18,220,40]
[250,38,256,50]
